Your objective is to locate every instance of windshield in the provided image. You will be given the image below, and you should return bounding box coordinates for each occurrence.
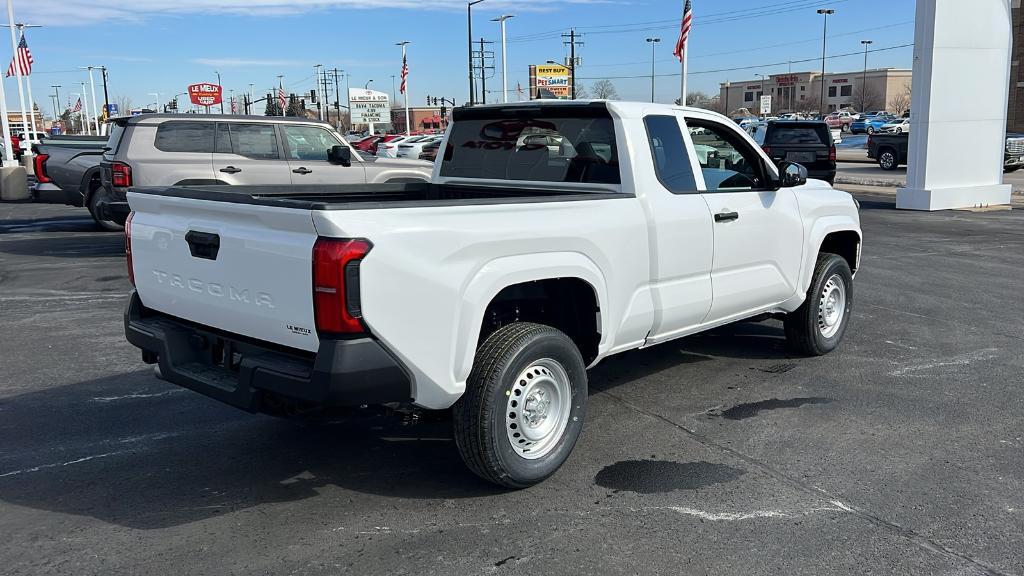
[767,125,830,145]
[440,109,620,184]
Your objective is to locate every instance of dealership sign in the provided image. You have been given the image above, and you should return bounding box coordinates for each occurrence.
[188,83,223,107]
[349,89,390,124]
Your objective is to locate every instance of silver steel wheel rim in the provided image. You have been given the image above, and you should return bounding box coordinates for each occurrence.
[505,358,572,460]
[881,153,894,169]
[817,273,846,339]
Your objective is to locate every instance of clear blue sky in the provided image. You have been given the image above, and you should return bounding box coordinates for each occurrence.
[7,0,916,116]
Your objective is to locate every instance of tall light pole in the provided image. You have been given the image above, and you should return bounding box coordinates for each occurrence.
[396,41,410,135]
[390,74,397,104]
[82,66,101,133]
[0,5,11,162]
[150,92,160,113]
[364,79,373,90]
[492,15,514,103]
[468,0,486,106]
[248,83,255,115]
[860,39,873,112]
[314,64,323,120]
[79,82,92,135]
[215,70,224,114]
[817,8,834,117]
[646,37,660,103]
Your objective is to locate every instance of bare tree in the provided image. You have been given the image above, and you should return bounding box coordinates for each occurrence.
[888,83,912,116]
[794,95,820,116]
[115,95,133,115]
[573,83,588,99]
[591,79,619,100]
[852,84,883,112]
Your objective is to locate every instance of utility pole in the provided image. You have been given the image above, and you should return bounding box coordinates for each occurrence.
[330,69,343,130]
[860,39,873,112]
[322,68,331,123]
[562,29,583,99]
[467,0,486,106]
[100,66,109,116]
[479,38,487,105]
[646,37,660,103]
[492,15,514,103]
[817,8,835,117]
[51,84,61,118]
[248,83,255,115]
[314,64,323,120]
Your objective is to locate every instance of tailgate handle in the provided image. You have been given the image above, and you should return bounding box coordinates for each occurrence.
[219,166,242,174]
[185,231,221,261]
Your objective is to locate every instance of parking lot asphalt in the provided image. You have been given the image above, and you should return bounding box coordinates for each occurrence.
[1,198,1022,576]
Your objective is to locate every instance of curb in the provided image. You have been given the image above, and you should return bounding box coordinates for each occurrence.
[835,176,1024,195]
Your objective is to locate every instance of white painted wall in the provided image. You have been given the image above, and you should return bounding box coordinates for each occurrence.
[898,0,1013,210]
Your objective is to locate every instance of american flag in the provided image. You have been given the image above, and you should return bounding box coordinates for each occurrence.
[71,98,82,113]
[673,0,693,63]
[399,53,408,95]
[5,35,33,78]
[230,97,237,114]
[277,83,286,110]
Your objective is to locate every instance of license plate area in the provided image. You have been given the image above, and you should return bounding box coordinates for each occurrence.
[786,151,816,163]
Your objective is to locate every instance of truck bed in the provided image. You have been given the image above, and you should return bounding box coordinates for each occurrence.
[128,182,631,211]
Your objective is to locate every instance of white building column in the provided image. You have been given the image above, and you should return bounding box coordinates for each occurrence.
[897,0,1013,210]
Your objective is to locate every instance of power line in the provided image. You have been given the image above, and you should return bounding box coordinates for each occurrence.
[575,42,914,81]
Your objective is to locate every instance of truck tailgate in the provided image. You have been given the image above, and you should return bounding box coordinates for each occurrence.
[128,191,320,353]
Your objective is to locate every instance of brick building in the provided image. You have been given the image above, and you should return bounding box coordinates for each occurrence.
[720,68,912,115]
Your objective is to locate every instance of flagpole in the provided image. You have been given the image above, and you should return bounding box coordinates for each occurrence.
[86,66,100,134]
[396,41,410,136]
[681,39,688,106]
[80,82,91,135]
[12,25,39,139]
[0,39,12,163]
[5,1,30,145]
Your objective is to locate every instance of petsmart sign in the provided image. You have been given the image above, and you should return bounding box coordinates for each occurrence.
[188,83,223,107]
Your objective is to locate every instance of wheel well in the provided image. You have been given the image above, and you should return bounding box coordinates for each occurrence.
[480,278,600,364]
[820,231,860,273]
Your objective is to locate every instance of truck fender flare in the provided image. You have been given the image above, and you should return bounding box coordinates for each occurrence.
[798,217,862,295]
[451,252,609,386]
[79,166,102,198]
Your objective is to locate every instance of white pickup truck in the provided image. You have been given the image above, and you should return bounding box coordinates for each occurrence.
[123,101,861,488]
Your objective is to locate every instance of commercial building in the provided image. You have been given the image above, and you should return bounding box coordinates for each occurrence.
[719,68,912,115]
[1008,0,1024,132]
[390,106,447,133]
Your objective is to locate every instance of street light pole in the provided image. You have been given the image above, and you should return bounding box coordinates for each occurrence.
[314,64,323,120]
[51,84,61,116]
[391,75,397,104]
[817,8,834,117]
[860,39,873,112]
[150,92,160,113]
[646,37,660,103]
[215,70,224,114]
[492,15,514,104]
[468,0,485,106]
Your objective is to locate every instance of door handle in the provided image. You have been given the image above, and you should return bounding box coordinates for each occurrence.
[219,166,241,174]
[291,167,313,175]
[714,211,740,223]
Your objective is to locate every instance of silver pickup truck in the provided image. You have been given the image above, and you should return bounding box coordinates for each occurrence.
[97,115,433,226]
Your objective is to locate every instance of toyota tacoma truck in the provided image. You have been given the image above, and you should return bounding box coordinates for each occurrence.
[123,101,862,488]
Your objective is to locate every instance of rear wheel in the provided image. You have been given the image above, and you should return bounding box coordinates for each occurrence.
[453,322,587,488]
[86,184,123,232]
[878,149,898,171]
[784,253,853,356]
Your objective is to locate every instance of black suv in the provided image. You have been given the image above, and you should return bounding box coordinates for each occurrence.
[750,121,836,185]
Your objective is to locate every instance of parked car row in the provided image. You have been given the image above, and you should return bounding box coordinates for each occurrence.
[867,131,1024,172]
[29,115,433,230]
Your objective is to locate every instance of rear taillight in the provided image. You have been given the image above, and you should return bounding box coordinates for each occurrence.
[829,145,836,162]
[33,153,51,183]
[312,238,372,335]
[111,161,132,188]
[125,211,135,287]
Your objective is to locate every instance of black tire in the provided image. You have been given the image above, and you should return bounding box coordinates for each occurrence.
[784,253,853,356]
[878,149,898,171]
[867,126,875,135]
[453,322,587,488]
[1004,166,1020,173]
[86,185,123,232]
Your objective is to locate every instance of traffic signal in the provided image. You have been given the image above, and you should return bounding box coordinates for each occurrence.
[426,94,431,105]
[310,89,317,103]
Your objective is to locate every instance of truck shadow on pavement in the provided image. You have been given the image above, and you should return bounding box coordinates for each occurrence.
[0,371,502,531]
[0,232,124,258]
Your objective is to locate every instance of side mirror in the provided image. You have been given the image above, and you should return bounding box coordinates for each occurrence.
[779,161,808,188]
[328,145,352,167]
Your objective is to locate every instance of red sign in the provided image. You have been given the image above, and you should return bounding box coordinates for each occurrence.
[831,78,849,84]
[188,83,223,107]
[774,74,800,86]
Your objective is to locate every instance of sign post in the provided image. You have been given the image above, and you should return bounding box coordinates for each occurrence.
[349,89,391,135]
[187,83,223,109]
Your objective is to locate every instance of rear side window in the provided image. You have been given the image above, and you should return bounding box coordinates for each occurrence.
[106,123,126,155]
[767,125,830,145]
[216,123,280,160]
[644,115,696,194]
[440,110,619,184]
[154,121,215,153]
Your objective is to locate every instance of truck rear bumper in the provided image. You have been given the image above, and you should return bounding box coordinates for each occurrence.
[123,291,412,412]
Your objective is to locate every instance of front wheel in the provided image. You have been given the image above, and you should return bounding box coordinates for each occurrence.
[867,126,875,135]
[453,322,587,488]
[878,149,898,171]
[784,253,853,356]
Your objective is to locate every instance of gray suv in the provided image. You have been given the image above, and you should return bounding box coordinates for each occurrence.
[97,115,432,225]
